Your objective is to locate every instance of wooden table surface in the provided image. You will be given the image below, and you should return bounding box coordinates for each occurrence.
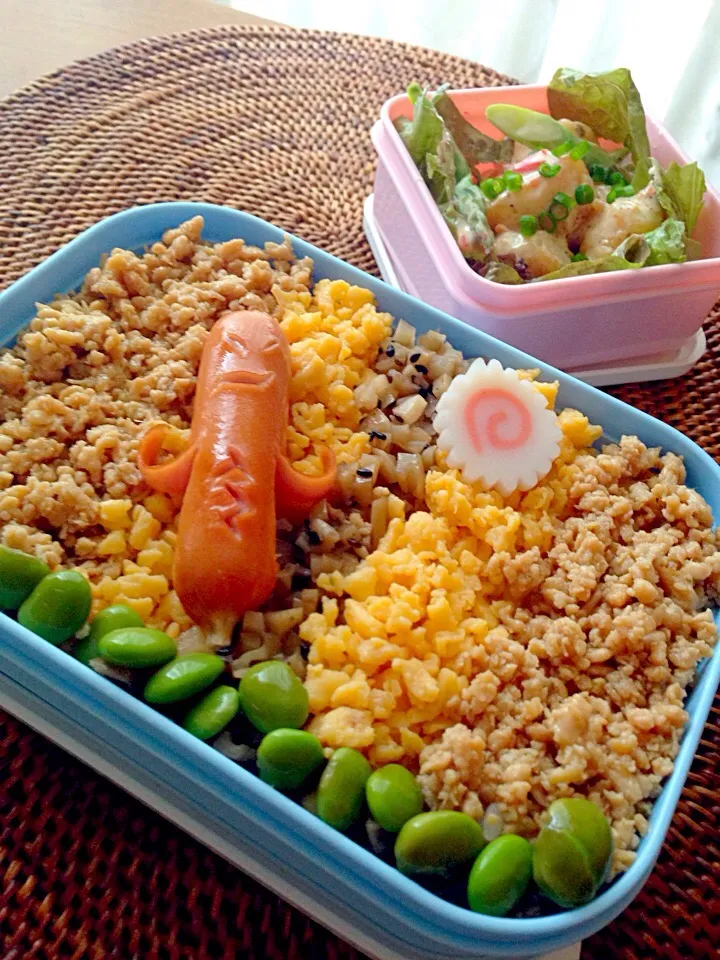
[0,0,273,99]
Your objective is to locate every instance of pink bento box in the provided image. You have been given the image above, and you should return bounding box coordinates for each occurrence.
[371,85,720,371]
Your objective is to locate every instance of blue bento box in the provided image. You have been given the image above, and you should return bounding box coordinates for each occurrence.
[1,202,719,960]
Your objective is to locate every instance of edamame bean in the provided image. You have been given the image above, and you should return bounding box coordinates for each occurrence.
[365,764,423,833]
[183,685,240,740]
[395,811,485,877]
[0,545,50,610]
[144,653,225,704]
[317,747,372,831]
[98,627,177,668]
[467,834,532,917]
[18,570,92,645]
[532,798,613,908]
[75,603,145,666]
[238,660,309,733]
[256,728,325,790]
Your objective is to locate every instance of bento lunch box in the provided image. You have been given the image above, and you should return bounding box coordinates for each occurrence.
[371,85,720,372]
[2,202,720,960]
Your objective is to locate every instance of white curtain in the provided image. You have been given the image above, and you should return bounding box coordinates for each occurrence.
[229,0,720,186]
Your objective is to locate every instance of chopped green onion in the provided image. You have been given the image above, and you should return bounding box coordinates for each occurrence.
[503,171,523,191]
[607,170,628,186]
[588,164,608,183]
[607,182,635,204]
[407,82,423,104]
[538,211,556,233]
[539,162,561,178]
[549,192,574,222]
[574,184,595,205]
[569,140,589,161]
[571,253,588,262]
[519,214,538,237]
[551,140,574,158]
[480,177,505,200]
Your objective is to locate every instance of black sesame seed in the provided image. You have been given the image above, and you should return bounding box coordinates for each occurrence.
[300,641,311,660]
[418,386,430,399]
[291,571,312,590]
[369,430,387,441]
[356,467,373,478]
[414,364,428,374]
[307,529,321,545]
[385,344,395,357]
[409,352,421,362]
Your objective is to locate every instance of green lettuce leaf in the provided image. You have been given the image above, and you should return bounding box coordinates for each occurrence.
[657,161,706,236]
[612,234,650,264]
[478,261,525,284]
[424,131,463,204]
[394,88,444,167]
[535,255,642,282]
[439,174,494,261]
[547,67,651,190]
[394,85,471,204]
[642,219,689,265]
[433,90,513,166]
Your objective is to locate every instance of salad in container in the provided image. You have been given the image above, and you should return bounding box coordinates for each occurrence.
[396,67,707,283]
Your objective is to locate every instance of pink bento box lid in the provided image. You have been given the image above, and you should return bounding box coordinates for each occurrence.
[377,85,720,316]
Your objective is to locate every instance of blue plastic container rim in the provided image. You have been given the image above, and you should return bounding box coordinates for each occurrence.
[1,201,719,956]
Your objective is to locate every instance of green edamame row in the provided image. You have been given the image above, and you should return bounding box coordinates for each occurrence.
[2,543,614,915]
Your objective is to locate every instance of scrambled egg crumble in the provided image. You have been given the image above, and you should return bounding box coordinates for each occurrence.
[277,278,392,473]
[302,406,602,766]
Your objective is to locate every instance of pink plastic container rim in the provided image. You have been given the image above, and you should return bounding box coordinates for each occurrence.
[377,85,720,317]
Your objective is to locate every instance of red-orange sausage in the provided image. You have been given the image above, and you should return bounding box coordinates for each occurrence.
[138,310,335,644]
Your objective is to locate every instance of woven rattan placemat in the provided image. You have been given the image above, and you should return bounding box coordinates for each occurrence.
[0,24,718,960]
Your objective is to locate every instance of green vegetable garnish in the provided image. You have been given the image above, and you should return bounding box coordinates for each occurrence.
[480,177,504,200]
[433,88,513,166]
[589,164,608,183]
[519,214,538,237]
[538,211,556,233]
[503,170,523,191]
[607,188,617,204]
[612,234,651,264]
[537,255,642,281]
[569,140,589,161]
[485,102,626,170]
[607,170,628,186]
[549,192,574,221]
[551,139,574,157]
[394,86,470,205]
[485,103,571,152]
[547,67,651,189]
[407,82,423,105]
[613,183,635,198]
[651,158,707,236]
[575,184,594,205]
[440,175,495,261]
[539,162,561,178]
[615,219,690,267]
[479,261,525,284]
[644,219,691,265]
[571,253,589,262]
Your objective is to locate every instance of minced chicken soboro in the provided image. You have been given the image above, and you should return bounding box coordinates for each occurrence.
[1,217,717,876]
